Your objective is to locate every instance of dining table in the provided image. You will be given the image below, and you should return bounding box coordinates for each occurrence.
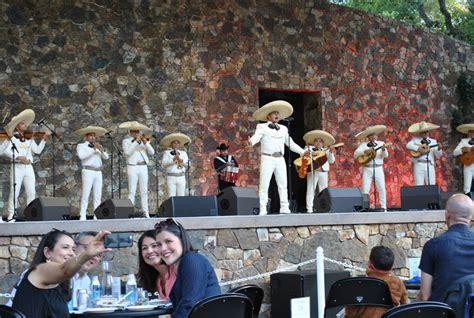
[70,306,172,317]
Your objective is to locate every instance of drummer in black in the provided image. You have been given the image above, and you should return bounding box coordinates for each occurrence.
[213,143,239,191]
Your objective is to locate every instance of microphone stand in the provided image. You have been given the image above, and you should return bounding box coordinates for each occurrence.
[106,133,124,199]
[7,135,18,221]
[185,142,191,196]
[309,146,315,212]
[38,120,60,197]
[371,149,378,211]
[153,136,160,212]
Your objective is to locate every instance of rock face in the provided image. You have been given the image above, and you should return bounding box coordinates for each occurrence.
[0,221,447,317]
[0,1,471,215]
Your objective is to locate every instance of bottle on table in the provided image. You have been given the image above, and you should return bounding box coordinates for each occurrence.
[90,275,101,305]
[101,261,113,297]
[125,274,138,305]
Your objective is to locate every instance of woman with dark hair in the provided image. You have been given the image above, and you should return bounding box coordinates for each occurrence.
[11,229,110,317]
[137,230,176,300]
[154,219,221,318]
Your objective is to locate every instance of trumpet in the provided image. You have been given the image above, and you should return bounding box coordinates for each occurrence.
[89,142,104,152]
[172,150,184,169]
[136,133,152,144]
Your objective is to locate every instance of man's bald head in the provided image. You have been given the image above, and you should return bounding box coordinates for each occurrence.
[445,193,474,225]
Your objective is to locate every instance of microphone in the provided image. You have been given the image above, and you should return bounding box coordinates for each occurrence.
[37,118,46,125]
[105,131,112,136]
[281,117,294,122]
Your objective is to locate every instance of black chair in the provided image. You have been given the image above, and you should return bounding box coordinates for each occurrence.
[325,277,393,317]
[188,293,253,318]
[0,305,26,318]
[229,284,264,318]
[381,301,456,318]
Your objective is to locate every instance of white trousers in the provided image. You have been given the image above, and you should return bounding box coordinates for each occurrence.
[463,164,474,193]
[167,175,186,197]
[7,164,36,219]
[258,156,290,214]
[306,171,328,212]
[80,169,102,220]
[127,165,149,216]
[362,166,386,209]
[413,162,436,185]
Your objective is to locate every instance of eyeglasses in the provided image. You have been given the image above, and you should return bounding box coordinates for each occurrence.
[154,218,181,232]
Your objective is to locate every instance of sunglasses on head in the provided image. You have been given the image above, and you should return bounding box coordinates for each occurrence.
[154,218,181,231]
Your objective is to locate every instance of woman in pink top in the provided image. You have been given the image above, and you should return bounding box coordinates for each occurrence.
[137,230,176,300]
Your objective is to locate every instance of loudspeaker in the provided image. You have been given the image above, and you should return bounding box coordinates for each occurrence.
[440,191,457,209]
[271,270,350,318]
[94,199,134,219]
[159,196,218,217]
[316,187,363,213]
[401,185,440,210]
[217,187,259,216]
[24,197,71,221]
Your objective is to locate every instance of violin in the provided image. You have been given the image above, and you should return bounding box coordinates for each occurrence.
[0,131,12,139]
[2,131,49,140]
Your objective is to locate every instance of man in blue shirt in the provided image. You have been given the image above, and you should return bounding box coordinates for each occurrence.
[419,193,474,301]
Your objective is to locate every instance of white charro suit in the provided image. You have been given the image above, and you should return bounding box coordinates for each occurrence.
[249,122,305,214]
[453,138,474,193]
[161,149,189,197]
[4,136,46,220]
[122,136,155,217]
[354,141,388,210]
[406,137,442,185]
[77,142,109,220]
[305,146,335,212]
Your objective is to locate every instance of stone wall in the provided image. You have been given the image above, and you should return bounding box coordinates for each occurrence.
[0,0,472,215]
[0,221,448,316]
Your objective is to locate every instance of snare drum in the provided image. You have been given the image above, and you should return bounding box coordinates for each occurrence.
[224,166,239,183]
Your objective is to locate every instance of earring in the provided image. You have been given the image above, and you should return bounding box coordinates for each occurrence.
[46,258,51,263]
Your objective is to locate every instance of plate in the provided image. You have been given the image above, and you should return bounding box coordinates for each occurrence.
[147,299,168,306]
[126,305,156,311]
[84,307,118,313]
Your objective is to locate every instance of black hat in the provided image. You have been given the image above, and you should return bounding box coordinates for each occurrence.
[216,143,229,150]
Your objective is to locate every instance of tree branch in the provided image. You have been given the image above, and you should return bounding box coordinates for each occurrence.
[417,3,435,28]
[438,0,459,35]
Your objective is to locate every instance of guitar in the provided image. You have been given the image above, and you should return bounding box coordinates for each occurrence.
[410,143,440,158]
[459,147,474,165]
[357,142,393,165]
[294,143,344,178]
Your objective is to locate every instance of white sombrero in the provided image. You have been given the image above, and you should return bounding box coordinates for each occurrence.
[160,133,191,148]
[456,123,474,134]
[355,125,387,139]
[408,121,440,134]
[5,109,35,133]
[118,121,153,132]
[75,126,108,137]
[252,100,293,122]
[303,130,335,146]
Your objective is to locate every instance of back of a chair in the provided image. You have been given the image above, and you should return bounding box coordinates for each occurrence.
[325,277,393,315]
[188,293,253,318]
[0,305,26,318]
[381,301,456,318]
[229,284,264,318]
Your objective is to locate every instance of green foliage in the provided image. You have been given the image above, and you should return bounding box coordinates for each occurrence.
[452,73,474,131]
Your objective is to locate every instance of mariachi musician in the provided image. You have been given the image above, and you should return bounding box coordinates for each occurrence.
[120,121,154,218]
[406,121,442,186]
[300,130,337,213]
[453,123,474,195]
[354,125,388,211]
[76,126,109,221]
[213,143,239,191]
[160,133,191,198]
[3,109,49,222]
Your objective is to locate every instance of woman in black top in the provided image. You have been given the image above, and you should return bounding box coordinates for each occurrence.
[12,229,110,317]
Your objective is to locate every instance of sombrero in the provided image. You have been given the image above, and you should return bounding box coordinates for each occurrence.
[75,126,108,137]
[408,121,440,134]
[118,121,153,132]
[456,123,474,134]
[355,125,387,139]
[160,133,191,148]
[5,109,35,133]
[252,100,293,122]
[303,130,335,146]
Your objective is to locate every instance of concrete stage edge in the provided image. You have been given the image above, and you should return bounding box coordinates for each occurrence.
[0,210,445,236]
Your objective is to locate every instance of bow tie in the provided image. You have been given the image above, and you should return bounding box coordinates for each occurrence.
[469,139,474,146]
[170,150,178,155]
[421,138,430,145]
[367,141,377,147]
[268,123,280,130]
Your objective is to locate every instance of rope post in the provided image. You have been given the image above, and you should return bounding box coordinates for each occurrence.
[316,246,325,318]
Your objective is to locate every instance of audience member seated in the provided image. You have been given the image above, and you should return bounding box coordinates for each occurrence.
[137,230,177,301]
[345,246,408,318]
[11,229,110,318]
[154,219,221,318]
[419,193,474,315]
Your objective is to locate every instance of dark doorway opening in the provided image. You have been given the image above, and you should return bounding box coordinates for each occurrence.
[258,88,322,213]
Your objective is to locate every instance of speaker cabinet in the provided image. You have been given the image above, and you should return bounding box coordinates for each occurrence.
[401,185,440,210]
[217,187,259,216]
[94,199,134,219]
[24,197,71,221]
[159,196,218,217]
[316,187,363,213]
[271,270,350,318]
